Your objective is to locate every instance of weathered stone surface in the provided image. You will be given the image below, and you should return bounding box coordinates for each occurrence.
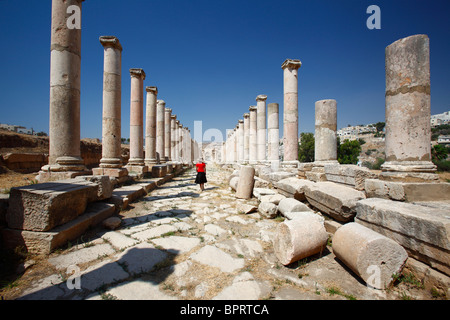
[212,272,271,300]
[260,193,286,205]
[277,198,312,216]
[48,243,115,270]
[151,236,200,254]
[2,202,115,254]
[236,202,257,214]
[355,198,450,276]
[229,176,239,191]
[275,177,315,201]
[235,166,255,199]
[75,175,113,200]
[102,230,138,250]
[102,217,121,230]
[190,245,244,272]
[253,188,276,200]
[364,179,450,202]
[6,179,100,231]
[324,164,378,190]
[103,279,177,300]
[273,212,328,265]
[258,202,278,219]
[304,181,366,222]
[333,222,408,289]
[269,171,296,183]
[115,242,168,275]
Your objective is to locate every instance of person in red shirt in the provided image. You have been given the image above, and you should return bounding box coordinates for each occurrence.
[195,158,207,192]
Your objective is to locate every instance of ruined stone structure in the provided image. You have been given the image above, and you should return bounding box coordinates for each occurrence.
[256,95,267,162]
[281,59,302,167]
[126,68,147,175]
[381,34,437,181]
[144,86,158,167]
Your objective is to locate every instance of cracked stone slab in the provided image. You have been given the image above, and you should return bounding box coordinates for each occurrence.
[101,231,139,250]
[212,272,271,300]
[114,242,168,275]
[189,245,244,272]
[100,279,178,300]
[130,224,177,241]
[48,243,115,270]
[78,259,130,291]
[151,236,201,254]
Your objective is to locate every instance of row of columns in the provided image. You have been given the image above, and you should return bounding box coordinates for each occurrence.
[224,40,436,179]
[39,1,200,182]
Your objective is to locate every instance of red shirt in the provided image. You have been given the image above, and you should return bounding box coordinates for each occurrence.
[196,162,206,172]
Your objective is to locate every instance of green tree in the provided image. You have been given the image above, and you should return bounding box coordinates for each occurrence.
[432,144,448,161]
[337,139,362,164]
[298,132,315,162]
[375,122,385,133]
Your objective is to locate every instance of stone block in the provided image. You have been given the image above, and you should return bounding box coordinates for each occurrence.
[303,181,366,222]
[269,171,296,183]
[151,165,167,178]
[333,222,408,289]
[355,198,450,276]
[2,202,115,254]
[275,177,315,201]
[277,198,313,216]
[260,193,286,205]
[365,179,450,202]
[324,164,378,190]
[6,179,101,232]
[273,212,328,265]
[258,202,278,219]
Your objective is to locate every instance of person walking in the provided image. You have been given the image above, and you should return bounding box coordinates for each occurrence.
[195,158,207,192]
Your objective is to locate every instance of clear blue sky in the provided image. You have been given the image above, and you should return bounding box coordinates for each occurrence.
[0,0,449,142]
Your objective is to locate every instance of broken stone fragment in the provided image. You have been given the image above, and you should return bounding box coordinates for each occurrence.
[332,222,408,289]
[273,212,328,265]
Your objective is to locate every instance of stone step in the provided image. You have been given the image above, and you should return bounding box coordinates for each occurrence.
[355,198,450,276]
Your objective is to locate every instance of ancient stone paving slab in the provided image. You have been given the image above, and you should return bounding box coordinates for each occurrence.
[8,164,435,301]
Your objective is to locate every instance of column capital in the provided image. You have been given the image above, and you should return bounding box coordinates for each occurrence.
[281,59,301,70]
[165,108,172,113]
[249,105,257,112]
[130,68,146,79]
[146,86,158,94]
[238,119,244,124]
[99,36,122,51]
[243,113,250,119]
[157,100,166,106]
[256,94,267,102]
[171,114,177,120]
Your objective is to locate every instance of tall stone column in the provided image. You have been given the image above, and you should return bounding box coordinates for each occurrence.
[256,94,267,162]
[267,103,280,162]
[177,122,182,163]
[164,108,172,163]
[249,106,258,164]
[156,100,166,163]
[93,36,127,179]
[39,0,88,181]
[282,59,302,166]
[238,119,244,163]
[144,86,158,167]
[381,34,436,181]
[243,113,250,162]
[314,99,338,165]
[126,68,147,175]
[170,114,177,162]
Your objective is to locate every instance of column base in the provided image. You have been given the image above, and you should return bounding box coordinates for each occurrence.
[281,160,300,168]
[36,168,92,183]
[124,164,148,178]
[92,167,128,178]
[151,164,167,178]
[380,161,438,182]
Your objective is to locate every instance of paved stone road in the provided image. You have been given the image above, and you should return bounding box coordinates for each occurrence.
[6,164,429,300]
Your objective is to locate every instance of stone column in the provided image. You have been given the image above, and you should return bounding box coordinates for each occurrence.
[177,122,182,163]
[256,94,267,162]
[170,114,177,162]
[39,0,88,181]
[238,119,244,163]
[156,100,166,163]
[249,106,258,164]
[381,34,437,181]
[243,113,250,162]
[93,36,127,179]
[314,99,338,165]
[144,86,158,167]
[267,103,280,162]
[164,107,172,163]
[282,59,302,166]
[126,68,147,175]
